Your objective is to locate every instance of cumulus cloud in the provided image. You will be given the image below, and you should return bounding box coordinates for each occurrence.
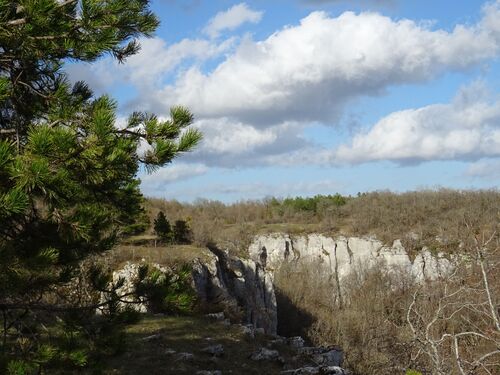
[301,0,394,5]
[67,1,500,171]
[335,82,500,164]
[167,179,344,200]
[464,159,500,180]
[180,119,310,168]
[203,3,263,38]
[140,163,209,193]
[153,2,500,126]
[66,36,236,94]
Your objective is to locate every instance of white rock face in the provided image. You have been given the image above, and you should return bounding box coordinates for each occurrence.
[104,254,278,335]
[192,250,277,335]
[249,233,453,282]
[100,262,175,314]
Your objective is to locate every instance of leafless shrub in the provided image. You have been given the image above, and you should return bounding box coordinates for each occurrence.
[406,224,500,375]
[145,189,500,252]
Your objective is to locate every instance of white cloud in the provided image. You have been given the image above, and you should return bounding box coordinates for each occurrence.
[180,119,310,168]
[464,159,500,180]
[67,36,236,94]
[203,3,263,38]
[154,2,500,126]
[66,1,500,171]
[140,163,208,188]
[195,118,280,154]
[168,179,344,200]
[302,0,394,5]
[335,82,500,164]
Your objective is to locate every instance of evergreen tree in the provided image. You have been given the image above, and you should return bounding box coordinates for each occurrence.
[154,211,171,241]
[0,1,201,372]
[173,219,192,244]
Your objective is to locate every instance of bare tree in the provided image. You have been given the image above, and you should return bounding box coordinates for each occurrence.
[406,224,499,375]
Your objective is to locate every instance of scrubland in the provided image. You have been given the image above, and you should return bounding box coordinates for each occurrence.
[143,189,500,375]
[146,189,499,254]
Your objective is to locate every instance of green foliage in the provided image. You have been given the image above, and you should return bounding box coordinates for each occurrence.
[173,219,192,244]
[136,264,196,314]
[405,370,423,375]
[123,209,150,236]
[0,1,201,373]
[154,211,172,240]
[271,194,348,216]
[7,360,36,375]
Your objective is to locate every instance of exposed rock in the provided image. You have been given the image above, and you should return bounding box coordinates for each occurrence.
[250,347,281,361]
[139,333,163,342]
[312,349,343,367]
[297,347,327,355]
[175,352,194,362]
[164,348,176,355]
[205,312,225,321]
[102,249,278,337]
[255,327,265,335]
[192,247,277,335]
[241,324,255,338]
[287,336,305,349]
[281,366,347,374]
[99,262,174,314]
[268,337,287,346]
[196,371,222,375]
[201,344,224,357]
[249,234,453,283]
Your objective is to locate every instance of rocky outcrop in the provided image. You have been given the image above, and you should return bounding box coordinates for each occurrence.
[103,250,278,335]
[192,247,277,335]
[99,262,172,314]
[249,233,453,282]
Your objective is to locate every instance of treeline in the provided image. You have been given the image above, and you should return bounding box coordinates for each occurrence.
[143,189,500,254]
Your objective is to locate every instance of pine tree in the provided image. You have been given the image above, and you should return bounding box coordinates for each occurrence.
[0,1,201,372]
[173,219,192,244]
[154,211,172,241]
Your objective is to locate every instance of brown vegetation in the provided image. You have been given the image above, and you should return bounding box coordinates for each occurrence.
[273,222,499,375]
[135,189,500,374]
[145,189,499,255]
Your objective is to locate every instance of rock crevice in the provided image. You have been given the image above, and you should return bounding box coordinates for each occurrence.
[192,246,277,335]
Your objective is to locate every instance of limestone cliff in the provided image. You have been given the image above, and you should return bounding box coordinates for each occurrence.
[248,233,453,282]
[192,247,277,335]
[106,249,278,335]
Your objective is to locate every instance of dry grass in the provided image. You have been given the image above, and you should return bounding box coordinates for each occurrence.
[145,189,500,255]
[273,225,500,375]
[102,315,298,375]
[105,244,212,270]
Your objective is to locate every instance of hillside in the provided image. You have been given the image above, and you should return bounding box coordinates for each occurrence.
[101,314,341,375]
[145,189,499,255]
[121,189,499,375]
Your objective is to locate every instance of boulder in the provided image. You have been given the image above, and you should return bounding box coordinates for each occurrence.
[312,349,343,367]
[201,344,224,357]
[175,352,194,362]
[281,366,346,374]
[287,336,305,349]
[250,347,280,361]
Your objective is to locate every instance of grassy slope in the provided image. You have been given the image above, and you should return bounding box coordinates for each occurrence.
[102,315,297,375]
[105,243,213,270]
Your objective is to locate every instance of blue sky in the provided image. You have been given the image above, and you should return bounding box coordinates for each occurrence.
[68,0,500,202]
